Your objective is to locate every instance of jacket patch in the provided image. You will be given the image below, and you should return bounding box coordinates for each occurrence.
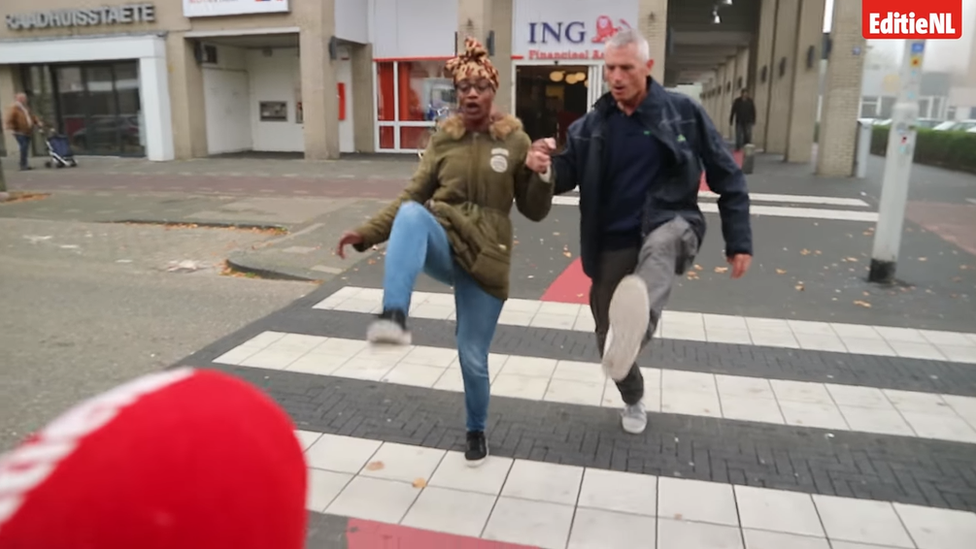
[490,152,508,173]
[491,148,510,156]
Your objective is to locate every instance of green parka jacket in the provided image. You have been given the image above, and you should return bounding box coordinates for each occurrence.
[353,113,555,300]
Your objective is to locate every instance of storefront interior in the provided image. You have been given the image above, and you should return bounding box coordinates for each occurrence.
[515,64,590,147]
[19,61,146,157]
[375,59,455,153]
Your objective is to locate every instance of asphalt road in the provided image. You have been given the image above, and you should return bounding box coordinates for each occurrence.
[0,218,314,451]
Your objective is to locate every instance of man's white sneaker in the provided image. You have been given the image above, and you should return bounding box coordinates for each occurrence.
[602,275,650,382]
[367,309,412,345]
[621,401,647,434]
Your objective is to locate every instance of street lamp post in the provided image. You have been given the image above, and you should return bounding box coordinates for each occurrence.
[868,39,926,284]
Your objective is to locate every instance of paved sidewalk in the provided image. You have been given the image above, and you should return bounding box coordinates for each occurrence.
[175,258,976,548]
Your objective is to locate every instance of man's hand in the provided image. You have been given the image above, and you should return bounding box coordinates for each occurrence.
[727,254,752,279]
[526,138,555,174]
[336,230,364,259]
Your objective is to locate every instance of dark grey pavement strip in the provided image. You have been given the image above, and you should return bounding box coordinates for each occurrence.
[177,304,976,399]
[207,364,976,514]
[305,512,348,548]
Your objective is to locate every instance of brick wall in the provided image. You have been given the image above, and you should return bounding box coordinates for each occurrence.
[752,0,778,150]
[816,0,866,177]
[784,0,825,163]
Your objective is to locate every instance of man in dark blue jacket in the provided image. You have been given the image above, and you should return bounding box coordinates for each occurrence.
[546,29,753,435]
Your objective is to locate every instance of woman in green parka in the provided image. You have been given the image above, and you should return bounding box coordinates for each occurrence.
[336,37,555,467]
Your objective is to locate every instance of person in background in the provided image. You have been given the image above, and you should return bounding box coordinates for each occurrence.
[336,37,555,467]
[4,92,43,171]
[729,88,756,151]
[543,28,753,435]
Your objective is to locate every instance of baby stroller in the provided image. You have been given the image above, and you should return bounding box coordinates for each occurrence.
[43,129,78,169]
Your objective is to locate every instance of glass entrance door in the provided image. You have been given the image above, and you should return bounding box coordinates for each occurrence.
[51,62,144,157]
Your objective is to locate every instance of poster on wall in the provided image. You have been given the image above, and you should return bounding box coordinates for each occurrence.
[183,0,289,18]
[511,0,638,60]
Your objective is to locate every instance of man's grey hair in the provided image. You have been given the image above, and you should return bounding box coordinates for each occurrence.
[605,28,650,62]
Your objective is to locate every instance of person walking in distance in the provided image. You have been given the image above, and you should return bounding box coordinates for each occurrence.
[336,37,555,466]
[543,28,753,434]
[729,89,756,151]
[4,92,43,171]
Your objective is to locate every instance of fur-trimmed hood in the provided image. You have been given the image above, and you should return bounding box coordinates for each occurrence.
[439,113,523,141]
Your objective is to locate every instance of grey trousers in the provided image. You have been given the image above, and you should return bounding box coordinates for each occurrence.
[589,217,700,404]
[735,123,753,151]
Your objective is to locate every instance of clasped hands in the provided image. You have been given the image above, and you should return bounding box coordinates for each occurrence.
[526,138,556,174]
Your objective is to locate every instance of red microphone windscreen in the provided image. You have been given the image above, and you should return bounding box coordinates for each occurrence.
[0,367,307,549]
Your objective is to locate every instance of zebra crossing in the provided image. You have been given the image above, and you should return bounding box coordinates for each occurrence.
[186,280,976,548]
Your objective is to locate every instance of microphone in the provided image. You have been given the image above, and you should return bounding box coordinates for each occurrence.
[0,367,307,549]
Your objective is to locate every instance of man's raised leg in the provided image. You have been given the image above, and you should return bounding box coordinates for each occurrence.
[590,248,648,434]
[369,201,454,345]
[602,217,699,382]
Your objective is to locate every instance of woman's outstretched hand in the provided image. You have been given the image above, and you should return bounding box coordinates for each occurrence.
[336,230,364,259]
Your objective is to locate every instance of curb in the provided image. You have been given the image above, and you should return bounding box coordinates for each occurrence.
[223,257,323,283]
[106,219,289,232]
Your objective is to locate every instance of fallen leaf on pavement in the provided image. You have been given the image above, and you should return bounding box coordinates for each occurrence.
[412,478,427,488]
[952,277,963,282]
[795,283,805,291]
[845,257,859,262]
[918,257,928,262]
[801,249,811,255]
[563,251,572,257]
[853,300,872,308]
[365,461,384,471]
[694,264,703,271]
[714,266,729,274]
[863,291,870,296]
[776,269,787,274]
[815,250,822,255]
[552,232,560,236]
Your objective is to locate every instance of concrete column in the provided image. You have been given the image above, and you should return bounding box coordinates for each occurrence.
[783,0,825,164]
[816,0,866,177]
[638,0,668,83]
[753,0,778,151]
[490,0,514,115]
[300,0,341,160]
[716,64,728,135]
[351,43,374,153]
[166,34,208,159]
[721,58,735,139]
[766,0,800,155]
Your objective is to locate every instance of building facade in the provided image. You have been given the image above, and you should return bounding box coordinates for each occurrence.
[1,0,664,161]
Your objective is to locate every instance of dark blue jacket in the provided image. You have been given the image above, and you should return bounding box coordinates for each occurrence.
[552,78,753,279]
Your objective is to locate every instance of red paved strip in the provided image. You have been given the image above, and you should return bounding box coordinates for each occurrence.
[543,148,744,303]
[540,257,590,304]
[346,519,538,548]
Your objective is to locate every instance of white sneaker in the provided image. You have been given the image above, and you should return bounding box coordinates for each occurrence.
[366,309,412,345]
[602,275,649,382]
[621,401,647,434]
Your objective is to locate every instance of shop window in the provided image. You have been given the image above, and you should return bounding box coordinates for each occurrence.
[375,59,454,152]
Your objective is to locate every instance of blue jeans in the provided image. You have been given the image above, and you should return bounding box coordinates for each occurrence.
[382,201,504,432]
[15,134,30,169]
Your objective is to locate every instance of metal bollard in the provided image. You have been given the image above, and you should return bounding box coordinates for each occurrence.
[741,144,756,174]
[854,121,872,179]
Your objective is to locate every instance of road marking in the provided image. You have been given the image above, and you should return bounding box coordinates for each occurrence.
[551,196,879,221]
[311,286,976,363]
[217,330,976,444]
[967,198,976,205]
[699,191,870,207]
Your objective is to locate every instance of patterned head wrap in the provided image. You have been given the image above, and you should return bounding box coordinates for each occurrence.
[445,36,499,90]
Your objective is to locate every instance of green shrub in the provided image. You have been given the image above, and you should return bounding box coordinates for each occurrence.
[870,126,976,174]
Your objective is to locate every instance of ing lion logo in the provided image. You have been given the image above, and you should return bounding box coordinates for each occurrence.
[591,15,632,43]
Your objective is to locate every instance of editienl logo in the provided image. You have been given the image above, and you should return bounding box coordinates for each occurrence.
[862,0,962,39]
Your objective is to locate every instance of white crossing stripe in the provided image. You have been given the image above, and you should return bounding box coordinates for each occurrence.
[313,287,976,364]
[296,429,976,548]
[216,331,976,444]
[551,195,879,221]
[698,190,871,208]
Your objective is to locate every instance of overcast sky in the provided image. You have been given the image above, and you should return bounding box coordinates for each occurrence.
[823,0,975,73]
